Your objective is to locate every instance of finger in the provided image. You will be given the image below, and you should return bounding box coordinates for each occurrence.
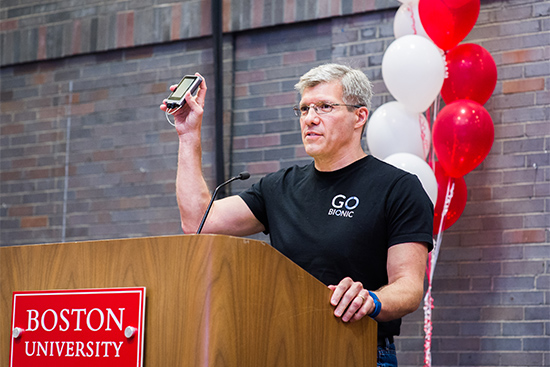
[341,293,369,322]
[194,73,207,106]
[170,84,178,91]
[330,277,353,306]
[348,291,372,322]
[332,282,363,318]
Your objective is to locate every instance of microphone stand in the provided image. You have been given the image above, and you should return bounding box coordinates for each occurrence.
[196,172,250,234]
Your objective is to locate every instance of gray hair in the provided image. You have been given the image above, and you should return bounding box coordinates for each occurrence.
[294,63,374,111]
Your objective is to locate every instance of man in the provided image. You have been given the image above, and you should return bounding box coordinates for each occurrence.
[160,64,433,366]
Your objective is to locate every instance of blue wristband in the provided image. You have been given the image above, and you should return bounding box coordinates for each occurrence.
[368,291,382,318]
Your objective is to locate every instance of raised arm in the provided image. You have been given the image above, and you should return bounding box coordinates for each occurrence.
[160,75,264,235]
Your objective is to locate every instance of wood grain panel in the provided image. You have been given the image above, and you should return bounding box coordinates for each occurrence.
[1,235,376,366]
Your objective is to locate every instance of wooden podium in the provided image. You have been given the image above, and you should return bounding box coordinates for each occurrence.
[1,235,377,366]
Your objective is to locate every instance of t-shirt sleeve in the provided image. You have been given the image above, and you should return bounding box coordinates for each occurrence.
[238,179,270,234]
[385,173,434,251]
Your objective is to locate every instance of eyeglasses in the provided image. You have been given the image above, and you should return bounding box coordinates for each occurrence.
[293,102,364,117]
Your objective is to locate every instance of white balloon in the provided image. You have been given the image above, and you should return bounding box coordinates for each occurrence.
[393,1,429,40]
[382,35,445,113]
[367,101,431,160]
[384,152,438,205]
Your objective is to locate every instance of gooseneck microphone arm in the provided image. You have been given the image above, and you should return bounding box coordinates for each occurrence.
[196,171,250,234]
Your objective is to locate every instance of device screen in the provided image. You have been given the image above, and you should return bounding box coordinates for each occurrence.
[169,77,195,100]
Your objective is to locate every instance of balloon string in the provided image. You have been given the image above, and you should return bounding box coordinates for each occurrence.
[432,178,453,278]
[424,177,454,367]
[419,114,431,159]
[408,4,418,35]
[423,285,433,367]
[430,94,440,170]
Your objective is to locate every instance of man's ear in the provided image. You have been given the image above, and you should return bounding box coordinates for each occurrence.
[355,107,369,131]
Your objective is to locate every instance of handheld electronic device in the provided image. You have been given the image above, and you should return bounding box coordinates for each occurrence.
[165,75,203,109]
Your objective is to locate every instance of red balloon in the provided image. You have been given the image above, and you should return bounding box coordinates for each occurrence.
[441,43,497,105]
[432,99,494,177]
[419,0,480,50]
[432,162,468,234]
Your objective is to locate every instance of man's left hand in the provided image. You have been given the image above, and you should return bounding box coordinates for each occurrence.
[328,277,375,322]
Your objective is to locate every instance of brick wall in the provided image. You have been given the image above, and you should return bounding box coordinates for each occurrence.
[1,0,549,366]
[0,0,394,66]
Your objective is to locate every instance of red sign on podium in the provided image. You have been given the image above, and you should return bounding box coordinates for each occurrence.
[10,287,146,367]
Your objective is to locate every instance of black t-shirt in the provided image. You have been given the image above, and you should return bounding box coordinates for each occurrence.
[239,155,434,337]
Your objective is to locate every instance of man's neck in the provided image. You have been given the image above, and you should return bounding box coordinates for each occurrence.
[314,151,368,172]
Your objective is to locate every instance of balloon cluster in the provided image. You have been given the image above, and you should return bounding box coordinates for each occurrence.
[367,2,498,366]
[367,0,496,235]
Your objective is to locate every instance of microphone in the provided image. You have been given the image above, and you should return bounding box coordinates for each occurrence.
[196,171,250,234]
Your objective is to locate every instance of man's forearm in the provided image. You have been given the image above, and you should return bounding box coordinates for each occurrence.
[373,241,428,322]
[372,278,424,322]
[176,133,212,234]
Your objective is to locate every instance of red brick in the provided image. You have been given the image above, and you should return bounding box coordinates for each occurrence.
[200,0,211,36]
[171,4,181,40]
[21,216,48,228]
[38,131,62,143]
[247,161,280,175]
[284,0,295,23]
[38,106,65,120]
[33,73,49,84]
[247,134,280,148]
[37,26,47,60]
[119,146,149,158]
[159,131,175,143]
[234,85,248,97]
[0,170,22,181]
[121,172,147,184]
[265,92,296,107]
[235,70,266,84]
[70,102,95,115]
[8,206,33,217]
[1,123,25,135]
[142,83,167,94]
[501,48,545,64]
[12,158,37,168]
[233,137,247,150]
[502,78,545,94]
[283,50,316,65]
[120,197,149,209]
[126,12,135,47]
[52,166,69,178]
[353,0,375,12]
[85,89,109,102]
[93,150,116,161]
[503,229,547,244]
[0,100,19,113]
[105,161,133,173]
[117,12,135,48]
[71,19,82,54]
[251,0,264,28]
[27,168,51,179]
[222,0,232,32]
[235,44,267,59]
[0,19,18,31]
[318,0,330,18]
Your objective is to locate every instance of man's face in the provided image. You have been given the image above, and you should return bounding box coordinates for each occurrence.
[298,81,362,166]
